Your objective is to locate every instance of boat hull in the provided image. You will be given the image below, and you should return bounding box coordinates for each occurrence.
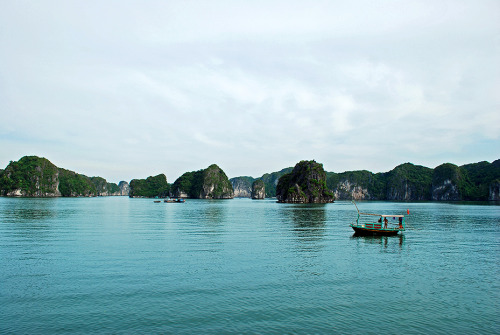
[351,225,402,236]
[164,199,185,203]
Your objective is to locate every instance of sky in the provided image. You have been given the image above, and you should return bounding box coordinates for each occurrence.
[1,0,499,183]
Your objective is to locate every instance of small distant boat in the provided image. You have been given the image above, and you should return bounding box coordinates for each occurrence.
[350,201,406,236]
[153,200,161,203]
[164,197,185,203]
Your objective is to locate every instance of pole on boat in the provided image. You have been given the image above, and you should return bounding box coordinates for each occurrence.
[352,200,360,213]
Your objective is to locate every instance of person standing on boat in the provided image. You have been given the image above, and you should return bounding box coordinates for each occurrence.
[383,217,388,229]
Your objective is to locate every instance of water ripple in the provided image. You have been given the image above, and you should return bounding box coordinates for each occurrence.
[1,198,499,334]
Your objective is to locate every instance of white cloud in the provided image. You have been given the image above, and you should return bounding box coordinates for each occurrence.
[0,0,499,181]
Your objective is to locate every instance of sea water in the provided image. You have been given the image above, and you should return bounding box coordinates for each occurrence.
[0,197,498,334]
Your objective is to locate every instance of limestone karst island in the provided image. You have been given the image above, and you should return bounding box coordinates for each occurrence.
[0,155,499,201]
[276,160,334,203]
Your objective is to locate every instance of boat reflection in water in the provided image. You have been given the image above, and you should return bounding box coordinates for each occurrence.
[351,232,405,248]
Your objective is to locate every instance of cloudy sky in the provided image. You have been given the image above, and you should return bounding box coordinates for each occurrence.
[1,1,499,183]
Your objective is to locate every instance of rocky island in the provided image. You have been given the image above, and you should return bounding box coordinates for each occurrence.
[251,179,265,199]
[230,167,293,198]
[327,160,500,201]
[231,176,254,198]
[0,156,128,197]
[129,174,169,198]
[276,160,334,203]
[1,155,498,201]
[171,164,233,199]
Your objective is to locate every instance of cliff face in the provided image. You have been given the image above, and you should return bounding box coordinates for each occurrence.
[171,164,233,199]
[230,168,293,198]
[251,179,265,199]
[489,181,500,200]
[326,160,500,201]
[171,171,195,198]
[276,160,334,203]
[327,169,381,200]
[384,163,433,201]
[431,179,459,201]
[333,180,372,200]
[118,181,130,196]
[0,156,126,197]
[431,163,463,201]
[199,164,234,199]
[260,167,293,198]
[230,176,254,197]
[0,156,60,196]
[91,177,121,196]
[328,163,433,201]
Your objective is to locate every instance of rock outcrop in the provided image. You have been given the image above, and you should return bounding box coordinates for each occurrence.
[489,181,500,201]
[326,160,500,201]
[171,164,233,199]
[251,179,265,199]
[431,163,463,201]
[0,156,61,197]
[0,156,127,197]
[384,163,433,201]
[118,181,130,196]
[333,180,372,200]
[230,167,293,198]
[129,174,169,198]
[230,176,254,197]
[327,170,385,200]
[3,155,499,201]
[260,167,293,198]
[276,160,334,203]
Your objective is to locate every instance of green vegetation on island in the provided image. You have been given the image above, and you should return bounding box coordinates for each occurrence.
[129,174,170,198]
[461,160,500,200]
[0,156,127,197]
[58,168,97,197]
[171,164,233,199]
[276,160,334,203]
[326,160,500,201]
[260,167,293,198]
[230,167,293,198]
[384,163,433,200]
[0,156,59,196]
[1,155,498,201]
[326,169,386,200]
[230,159,499,201]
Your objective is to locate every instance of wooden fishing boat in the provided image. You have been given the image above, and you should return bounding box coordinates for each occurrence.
[350,201,406,236]
[164,198,185,203]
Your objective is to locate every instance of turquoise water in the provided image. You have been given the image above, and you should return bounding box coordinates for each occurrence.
[1,197,498,334]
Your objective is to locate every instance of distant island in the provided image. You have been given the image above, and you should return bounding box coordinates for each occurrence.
[129,174,169,198]
[276,160,334,203]
[251,179,265,200]
[232,160,500,202]
[170,164,233,199]
[0,156,128,197]
[0,155,499,201]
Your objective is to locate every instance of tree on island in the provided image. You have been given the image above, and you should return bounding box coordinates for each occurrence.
[171,164,233,199]
[129,174,170,198]
[276,160,334,203]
